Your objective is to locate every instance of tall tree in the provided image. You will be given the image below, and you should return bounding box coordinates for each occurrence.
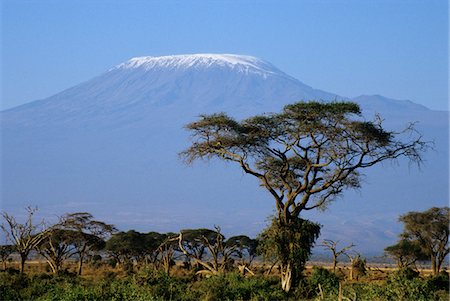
[399,207,449,275]
[59,212,115,275]
[0,207,48,274]
[181,101,427,291]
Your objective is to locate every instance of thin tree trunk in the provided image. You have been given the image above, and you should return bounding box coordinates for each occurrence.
[280,262,294,292]
[431,255,437,276]
[333,257,337,273]
[20,254,26,274]
[164,258,171,276]
[78,257,83,275]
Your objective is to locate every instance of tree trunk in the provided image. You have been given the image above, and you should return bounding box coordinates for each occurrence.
[333,257,337,273]
[280,262,295,292]
[436,255,444,275]
[20,254,27,274]
[78,257,84,275]
[431,255,437,276]
[164,259,171,276]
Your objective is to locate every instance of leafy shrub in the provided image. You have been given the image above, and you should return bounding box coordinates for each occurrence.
[188,273,284,301]
[426,271,450,292]
[390,267,420,280]
[293,267,341,299]
[309,266,340,292]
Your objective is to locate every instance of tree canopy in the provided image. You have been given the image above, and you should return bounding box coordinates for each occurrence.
[181,101,427,224]
[399,207,449,275]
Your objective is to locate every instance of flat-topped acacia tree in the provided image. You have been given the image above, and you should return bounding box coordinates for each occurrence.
[180,101,427,292]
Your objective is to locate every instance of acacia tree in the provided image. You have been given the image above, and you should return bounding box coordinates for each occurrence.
[0,207,48,274]
[59,212,115,275]
[106,230,148,268]
[226,235,258,275]
[157,232,179,276]
[36,229,78,274]
[178,228,218,270]
[181,101,427,292]
[399,207,449,275]
[384,239,427,269]
[178,227,235,276]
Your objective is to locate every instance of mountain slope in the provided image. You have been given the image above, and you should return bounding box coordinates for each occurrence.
[1,54,448,253]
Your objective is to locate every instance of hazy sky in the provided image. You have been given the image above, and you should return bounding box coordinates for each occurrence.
[1,0,448,111]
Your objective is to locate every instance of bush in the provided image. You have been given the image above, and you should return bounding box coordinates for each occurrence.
[309,266,340,292]
[426,271,450,292]
[0,268,448,301]
[188,273,284,301]
[390,267,420,280]
[293,267,340,299]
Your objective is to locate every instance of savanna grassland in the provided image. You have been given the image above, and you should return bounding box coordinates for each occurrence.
[1,258,449,301]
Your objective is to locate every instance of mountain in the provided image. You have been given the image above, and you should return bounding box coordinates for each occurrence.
[1,54,448,254]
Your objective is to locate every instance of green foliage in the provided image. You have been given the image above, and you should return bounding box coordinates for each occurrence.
[384,239,428,268]
[0,267,449,301]
[105,230,163,266]
[351,255,367,277]
[188,273,284,301]
[258,217,321,274]
[309,267,340,293]
[399,207,450,275]
[426,271,450,291]
[390,267,420,280]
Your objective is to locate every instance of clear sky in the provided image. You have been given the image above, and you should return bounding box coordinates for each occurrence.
[1,0,448,111]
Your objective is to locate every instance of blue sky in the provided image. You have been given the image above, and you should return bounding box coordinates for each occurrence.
[1,0,448,110]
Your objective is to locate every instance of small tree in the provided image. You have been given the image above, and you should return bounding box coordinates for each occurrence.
[157,232,178,276]
[384,239,428,269]
[178,228,218,270]
[322,239,355,273]
[178,226,235,276]
[0,207,48,274]
[144,231,166,267]
[399,207,449,275]
[106,230,149,268]
[59,212,115,275]
[226,235,258,275]
[0,245,15,270]
[345,251,366,281]
[181,101,427,291]
[36,228,78,273]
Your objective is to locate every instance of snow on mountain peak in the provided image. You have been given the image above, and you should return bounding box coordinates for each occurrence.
[114,54,284,76]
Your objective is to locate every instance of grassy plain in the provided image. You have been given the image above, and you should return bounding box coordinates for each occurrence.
[1,259,448,301]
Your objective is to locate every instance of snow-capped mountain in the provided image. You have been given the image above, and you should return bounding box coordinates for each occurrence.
[1,54,448,254]
[3,54,338,129]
